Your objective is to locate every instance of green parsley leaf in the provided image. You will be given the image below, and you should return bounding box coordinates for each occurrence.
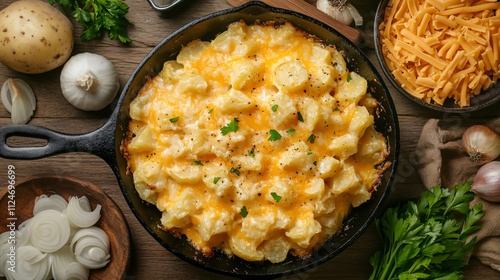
[271,192,282,203]
[271,104,278,112]
[369,182,484,280]
[47,0,132,43]
[213,177,221,184]
[333,107,340,112]
[347,74,352,82]
[268,129,282,141]
[221,118,239,135]
[170,116,180,123]
[208,109,213,114]
[240,206,248,217]
[248,146,255,158]
[307,151,313,155]
[297,111,304,122]
[192,160,203,166]
[287,128,295,136]
[307,134,316,143]
[230,167,241,176]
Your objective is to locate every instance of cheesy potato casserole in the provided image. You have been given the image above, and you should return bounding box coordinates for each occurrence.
[122,20,389,263]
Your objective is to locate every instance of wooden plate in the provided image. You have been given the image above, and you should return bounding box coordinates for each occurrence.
[0,176,131,280]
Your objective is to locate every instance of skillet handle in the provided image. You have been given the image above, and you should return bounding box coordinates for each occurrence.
[0,122,116,163]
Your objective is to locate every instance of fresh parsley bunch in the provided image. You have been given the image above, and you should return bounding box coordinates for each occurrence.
[47,0,132,43]
[369,182,484,280]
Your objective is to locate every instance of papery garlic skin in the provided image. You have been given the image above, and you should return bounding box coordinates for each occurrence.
[1,78,36,124]
[472,161,500,202]
[60,52,120,111]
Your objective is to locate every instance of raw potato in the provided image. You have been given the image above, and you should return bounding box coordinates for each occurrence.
[0,0,74,74]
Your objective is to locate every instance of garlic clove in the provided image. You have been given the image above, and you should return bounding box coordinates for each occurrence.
[1,78,36,124]
[472,161,500,202]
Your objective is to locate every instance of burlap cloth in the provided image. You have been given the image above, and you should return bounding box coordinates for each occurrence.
[415,117,500,271]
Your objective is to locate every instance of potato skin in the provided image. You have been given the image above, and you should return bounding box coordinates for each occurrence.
[0,0,74,74]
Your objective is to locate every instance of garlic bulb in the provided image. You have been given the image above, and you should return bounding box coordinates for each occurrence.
[1,78,36,124]
[60,52,120,111]
[317,0,363,26]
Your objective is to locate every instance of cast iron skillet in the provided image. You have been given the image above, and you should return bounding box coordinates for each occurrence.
[0,2,400,278]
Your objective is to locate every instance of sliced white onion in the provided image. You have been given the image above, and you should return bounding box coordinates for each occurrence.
[346,3,363,26]
[8,245,51,280]
[65,196,102,228]
[51,245,89,280]
[34,194,69,215]
[0,232,11,277]
[28,209,71,253]
[70,227,110,269]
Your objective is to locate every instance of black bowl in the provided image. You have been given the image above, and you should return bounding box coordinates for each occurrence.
[374,0,500,112]
[117,1,400,278]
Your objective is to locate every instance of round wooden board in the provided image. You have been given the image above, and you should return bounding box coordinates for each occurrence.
[0,176,131,280]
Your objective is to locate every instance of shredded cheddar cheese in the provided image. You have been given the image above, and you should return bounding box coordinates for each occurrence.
[122,21,389,263]
[379,0,500,107]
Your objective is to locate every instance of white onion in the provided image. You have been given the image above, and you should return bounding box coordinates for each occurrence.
[28,210,71,253]
[8,245,51,280]
[1,194,111,279]
[34,195,69,215]
[70,227,110,269]
[65,196,102,228]
[0,232,10,277]
[51,245,89,280]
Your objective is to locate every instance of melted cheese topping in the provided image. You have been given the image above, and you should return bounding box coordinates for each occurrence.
[123,21,389,263]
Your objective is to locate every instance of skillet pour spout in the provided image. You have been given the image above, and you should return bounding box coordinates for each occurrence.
[0,2,399,278]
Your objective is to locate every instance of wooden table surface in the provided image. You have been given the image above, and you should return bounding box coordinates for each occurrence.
[1,0,499,279]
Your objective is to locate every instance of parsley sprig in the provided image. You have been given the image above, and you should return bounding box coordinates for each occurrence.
[48,0,132,43]
[369,182,484,280]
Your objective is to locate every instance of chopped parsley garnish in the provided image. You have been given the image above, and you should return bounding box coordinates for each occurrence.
[169,116,180,123]
[307,134,316,143]
[240,206,248,217]
[268,129,282,141]
[248,146,255,158]
[271,104,278,112]
[221,118,239,135]
[287,128,295,136]
[208,109,213,114]
[213,177,221,184]
[307,151,313,155]
[333,107,340,112]
[271,192,282,203]
[297,111,304,122]
[230,167,241,176]
[347,74,352,82]
[192,160,203,166]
